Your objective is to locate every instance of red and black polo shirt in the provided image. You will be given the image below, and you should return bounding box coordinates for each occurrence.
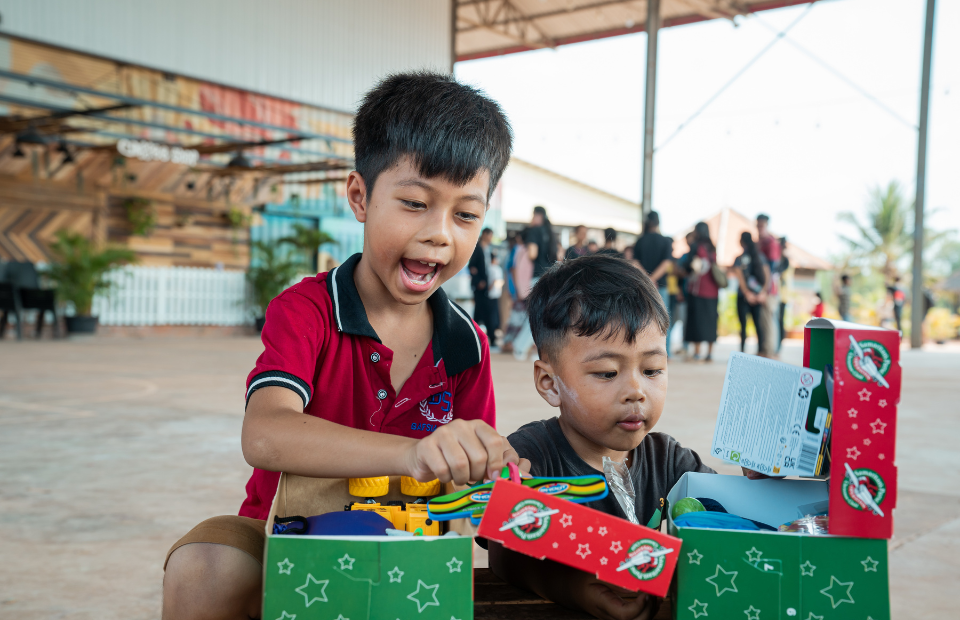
[239,253,496,520]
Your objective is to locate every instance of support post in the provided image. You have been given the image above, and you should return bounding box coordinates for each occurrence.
[641,0,661,221]
[450,0,458,74]
[911,0,936,349]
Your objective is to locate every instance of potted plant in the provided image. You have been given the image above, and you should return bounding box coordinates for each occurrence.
[123,196,156,236]
[279,222,337,271]
[43,230,137,334]
[247,240,301,332]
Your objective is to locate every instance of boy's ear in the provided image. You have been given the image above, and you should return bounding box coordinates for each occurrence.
[346,171,369,223]
[533,359,562,408]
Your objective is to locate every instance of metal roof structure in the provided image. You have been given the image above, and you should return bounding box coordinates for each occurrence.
[456,0,814,61]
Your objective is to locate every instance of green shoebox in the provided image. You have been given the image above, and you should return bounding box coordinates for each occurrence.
[667,472,890,620]
[262,473,474,620]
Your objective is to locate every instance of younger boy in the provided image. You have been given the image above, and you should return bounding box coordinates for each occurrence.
[163,72,521,620]
[490,255,714,620]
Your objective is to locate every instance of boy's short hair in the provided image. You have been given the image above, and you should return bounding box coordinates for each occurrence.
[353,72,513,200]
[528,255,669,362]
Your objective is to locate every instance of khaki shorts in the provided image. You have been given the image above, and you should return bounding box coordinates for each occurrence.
[164,516,266,570]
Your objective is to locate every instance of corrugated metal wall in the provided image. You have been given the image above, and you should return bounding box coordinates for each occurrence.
[0,0,452,112]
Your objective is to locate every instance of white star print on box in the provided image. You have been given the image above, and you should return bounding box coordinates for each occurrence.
[274,612,296,620]
[610,541,623,553]
[870,418,887,434]
[820,575,855,608]
[687,549,703,565]
[805,613,823,620]
[337,554,355,570]
[294,574,329,607]
[334,615,349,620]
[744,605,761,620]
[861,556,879,572]
[576,544,592,559]
[446,557,463,573]
[863,438,872,446]
[598,526,607,536]
[688,599,708,618]
[406,580,440,613]
[388,566,404,583]
[560,514,573,527]
[706,564,738,596]
[858,388,872,401]
[846,446,861,460]
[599,557,608,565]
[569,532,576,540]
[277,558,294,575]
[745,547,763,563]
[878,399,887,408]
[847,407,858,418]
[587,526,593,533]
[800,561,816,576]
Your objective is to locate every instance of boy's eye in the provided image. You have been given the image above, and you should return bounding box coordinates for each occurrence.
[456,211,480,222]
[594,371,618,380]
[401,200,426,209]
[644,369,664,378]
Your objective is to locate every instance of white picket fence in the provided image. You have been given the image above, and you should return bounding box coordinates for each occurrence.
[91,266,252,326]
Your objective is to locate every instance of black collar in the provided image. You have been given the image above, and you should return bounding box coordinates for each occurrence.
[326,254,483,376]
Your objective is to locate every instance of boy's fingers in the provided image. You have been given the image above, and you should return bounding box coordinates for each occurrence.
[422,444,453,483]
[474,423,506,479]
[518,458,532,475]
[456,428,491,483]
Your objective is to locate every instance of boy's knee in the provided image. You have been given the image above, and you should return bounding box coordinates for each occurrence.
[163,543,262,620]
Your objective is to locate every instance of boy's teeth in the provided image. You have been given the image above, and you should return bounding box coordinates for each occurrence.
[428,262,436,267]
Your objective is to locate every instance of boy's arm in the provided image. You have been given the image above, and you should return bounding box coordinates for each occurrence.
[242,386,513,484]
[489,542,657,620]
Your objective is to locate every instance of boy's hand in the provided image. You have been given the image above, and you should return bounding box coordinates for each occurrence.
[574,572,658,620]
[742,466,784,480]
[404,419,526,484]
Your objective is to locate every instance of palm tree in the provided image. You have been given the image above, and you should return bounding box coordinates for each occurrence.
[837,181,913,280]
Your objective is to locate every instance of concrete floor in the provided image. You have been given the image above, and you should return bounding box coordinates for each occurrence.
[0,336,958,619]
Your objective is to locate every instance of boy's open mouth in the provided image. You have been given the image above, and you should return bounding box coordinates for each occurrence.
[399,258,442,293]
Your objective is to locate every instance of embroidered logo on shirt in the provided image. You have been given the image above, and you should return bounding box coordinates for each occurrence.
[419,391,453,425]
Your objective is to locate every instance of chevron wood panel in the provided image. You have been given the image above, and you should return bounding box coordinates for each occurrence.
[0,205,93,262]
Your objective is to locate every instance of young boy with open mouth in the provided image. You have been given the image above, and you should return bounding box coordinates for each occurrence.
[490,255,716,620]
[162,72,524,620]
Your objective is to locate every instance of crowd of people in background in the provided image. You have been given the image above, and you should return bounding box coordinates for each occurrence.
[470,204,934,361]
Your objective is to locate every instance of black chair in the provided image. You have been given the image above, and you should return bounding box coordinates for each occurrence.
[0,261,60,340]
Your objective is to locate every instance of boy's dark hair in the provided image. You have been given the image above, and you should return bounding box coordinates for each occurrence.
[528,255,669,362]
[353,72,513,199]
[481,227,493,236]
[604,227,617,243]
[841,274,851,284]
[757,213,770,223]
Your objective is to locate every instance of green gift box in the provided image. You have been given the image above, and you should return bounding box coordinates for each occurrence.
[666,472,890,620]
[262,473,474,620]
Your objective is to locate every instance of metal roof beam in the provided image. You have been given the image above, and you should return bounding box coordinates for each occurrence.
[0,68,352,145]
[458,0,641,33]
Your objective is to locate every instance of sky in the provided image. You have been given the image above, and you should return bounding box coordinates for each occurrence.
[455,0,958,260]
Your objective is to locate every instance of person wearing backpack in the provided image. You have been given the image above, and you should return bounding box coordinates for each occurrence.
[732,232,771,356]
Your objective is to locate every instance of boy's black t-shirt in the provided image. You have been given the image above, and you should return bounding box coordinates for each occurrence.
[508,418,715,527]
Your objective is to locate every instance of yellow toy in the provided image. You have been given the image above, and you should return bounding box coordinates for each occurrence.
[346,476,442,535]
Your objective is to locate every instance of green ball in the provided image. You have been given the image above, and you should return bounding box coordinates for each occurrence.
[671,497,706,520]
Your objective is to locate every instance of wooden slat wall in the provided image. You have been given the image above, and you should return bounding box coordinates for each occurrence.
[0,177,102,262]
[106,193,249,269]
[0,153,254,269]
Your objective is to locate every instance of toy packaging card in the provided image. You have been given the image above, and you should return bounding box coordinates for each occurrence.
[476,477,682,597]
[711,353,824,477]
